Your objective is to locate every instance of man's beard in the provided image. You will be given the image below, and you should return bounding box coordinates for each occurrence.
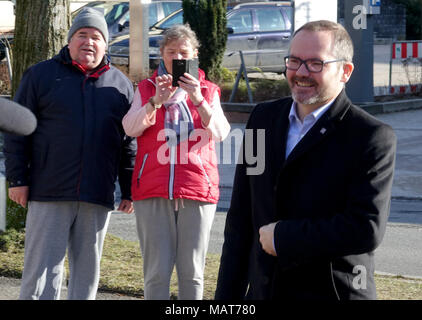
[291,91,327,105]
[290,76,329,106]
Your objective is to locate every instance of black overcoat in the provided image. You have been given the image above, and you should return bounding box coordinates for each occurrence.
[215,90,397,300]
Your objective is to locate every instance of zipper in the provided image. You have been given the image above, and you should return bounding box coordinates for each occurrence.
[329,262,341,300]
[82,73,89,89]
[168,145,176,200]
[136,153,149,187]
[77,74,89,196]
[76,160,83,195]
[197,154,212,194]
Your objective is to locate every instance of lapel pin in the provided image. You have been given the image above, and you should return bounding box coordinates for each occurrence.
[320,128,327,134]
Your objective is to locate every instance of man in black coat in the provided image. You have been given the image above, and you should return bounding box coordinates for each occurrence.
[215,20,397,300]
[3,8,135,300]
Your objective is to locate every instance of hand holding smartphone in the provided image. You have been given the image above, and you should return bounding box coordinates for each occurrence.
[172,58,199,87]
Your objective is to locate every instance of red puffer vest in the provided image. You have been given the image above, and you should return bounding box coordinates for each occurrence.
[131,69,220,204]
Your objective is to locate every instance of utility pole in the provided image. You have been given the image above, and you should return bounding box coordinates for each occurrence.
[344,0,380,103]
[129,0,150,83]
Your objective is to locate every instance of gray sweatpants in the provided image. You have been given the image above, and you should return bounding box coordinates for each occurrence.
[134,198,216,300]
[19,201,110,300]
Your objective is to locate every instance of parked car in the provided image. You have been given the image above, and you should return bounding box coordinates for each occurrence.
[108,1,293,73]
[225,1,293,73]
[72,0,182,41]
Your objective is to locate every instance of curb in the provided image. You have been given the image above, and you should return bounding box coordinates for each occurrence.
[360,98,422,115]
[392,196,422,201]
[375,271,422,281]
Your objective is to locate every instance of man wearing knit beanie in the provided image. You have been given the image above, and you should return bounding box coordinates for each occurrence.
[68,7,109,71]
[68,7,109,45]
[5,2,135,301]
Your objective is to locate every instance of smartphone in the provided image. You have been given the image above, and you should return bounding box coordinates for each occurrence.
[172,58,199,87]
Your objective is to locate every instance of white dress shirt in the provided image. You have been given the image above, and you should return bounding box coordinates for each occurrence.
[285,100,335,159]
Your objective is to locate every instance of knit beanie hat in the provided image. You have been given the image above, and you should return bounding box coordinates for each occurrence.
[68,7,109,44]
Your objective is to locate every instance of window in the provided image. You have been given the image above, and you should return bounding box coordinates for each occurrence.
[227,11,253,33]
[162,2,182,17]
[159,11,184,29]
[149,4,158,24]
[283,7,293,24]
[103,3,129,26]
[256,8,286,32]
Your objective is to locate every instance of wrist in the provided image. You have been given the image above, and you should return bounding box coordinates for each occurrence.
[194,98,205,108]
[149,96,161,109]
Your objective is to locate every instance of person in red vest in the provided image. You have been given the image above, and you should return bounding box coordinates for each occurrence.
[122,24,230,300]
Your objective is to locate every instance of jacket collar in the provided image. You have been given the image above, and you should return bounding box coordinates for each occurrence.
[54,45,110,79]
[282,89,352,167]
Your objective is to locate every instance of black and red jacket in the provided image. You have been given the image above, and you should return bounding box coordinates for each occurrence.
[4,46,136,209]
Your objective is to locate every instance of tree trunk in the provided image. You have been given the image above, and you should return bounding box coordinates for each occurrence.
[12,0,70,96]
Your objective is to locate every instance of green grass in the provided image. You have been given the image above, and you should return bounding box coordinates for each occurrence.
[0,229,421,300]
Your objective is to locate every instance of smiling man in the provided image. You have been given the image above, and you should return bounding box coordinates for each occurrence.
[215,20,397,300]
[4,8,136,300]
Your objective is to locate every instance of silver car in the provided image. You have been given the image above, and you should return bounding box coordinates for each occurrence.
[224,2,293,73]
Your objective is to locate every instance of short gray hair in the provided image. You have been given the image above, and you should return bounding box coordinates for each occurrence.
[292,20,354,63]
[159,24,200,52]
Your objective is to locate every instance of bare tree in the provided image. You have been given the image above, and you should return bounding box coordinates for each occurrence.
[12,0,70,96]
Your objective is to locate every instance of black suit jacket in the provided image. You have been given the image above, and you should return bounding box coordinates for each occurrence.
[215,90,397,300]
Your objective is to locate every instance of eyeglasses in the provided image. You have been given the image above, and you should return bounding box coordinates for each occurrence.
[284,56,345,73]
